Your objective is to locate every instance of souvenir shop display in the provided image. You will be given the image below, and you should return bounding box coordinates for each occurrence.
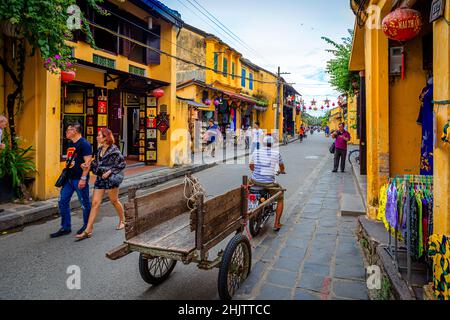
[378,175,434,284]
[428,234,450,300]
[417,80,434,175]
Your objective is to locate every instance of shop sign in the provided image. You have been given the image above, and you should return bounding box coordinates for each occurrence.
[129,65,146,77]
[64,91,84,114]
[430,0,445,23]
[93,54,116,69]
[156,113,170,135]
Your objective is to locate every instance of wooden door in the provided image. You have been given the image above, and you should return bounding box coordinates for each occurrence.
[108,89,122,150]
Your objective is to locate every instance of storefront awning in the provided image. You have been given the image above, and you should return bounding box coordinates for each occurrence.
[177,97,215,111]
[221,90,260,105]
[254,105,268,112]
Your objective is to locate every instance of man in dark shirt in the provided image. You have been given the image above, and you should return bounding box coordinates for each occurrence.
[51,122,93,238]
[332,123,351,173]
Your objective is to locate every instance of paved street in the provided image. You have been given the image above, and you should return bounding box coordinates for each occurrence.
[0,133,368,300]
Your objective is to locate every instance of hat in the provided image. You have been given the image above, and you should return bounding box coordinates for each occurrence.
[263,135,274,145]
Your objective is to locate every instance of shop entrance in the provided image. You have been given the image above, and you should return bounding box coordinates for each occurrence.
[127,107,140,158]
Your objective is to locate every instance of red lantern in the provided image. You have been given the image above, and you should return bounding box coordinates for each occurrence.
[309,106,312,110]
[332,103,335,107]
[152,88,165,98]
[321,106,324,110]
[382,7,422,42]
[204,99,211,106]
[61,70,76,98]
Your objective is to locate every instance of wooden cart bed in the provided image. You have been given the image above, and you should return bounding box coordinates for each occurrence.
[125,213,195,255]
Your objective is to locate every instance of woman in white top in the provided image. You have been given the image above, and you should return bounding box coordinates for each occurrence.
[251,122,264,154]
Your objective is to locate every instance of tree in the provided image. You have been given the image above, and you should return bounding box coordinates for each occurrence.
[322,30,359,96]
[0,0,103,149]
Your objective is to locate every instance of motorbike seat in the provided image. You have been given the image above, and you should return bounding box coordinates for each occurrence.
[249,186,266,192]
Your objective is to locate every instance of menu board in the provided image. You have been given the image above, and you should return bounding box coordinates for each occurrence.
[144,97,158,164]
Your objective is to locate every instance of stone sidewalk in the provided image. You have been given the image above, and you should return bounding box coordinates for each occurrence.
[235,153,370,300]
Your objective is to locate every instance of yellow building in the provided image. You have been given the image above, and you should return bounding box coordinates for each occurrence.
[176,24,284,154]
[347,95,360,145]
[349,0,450,235]
[328,106,343,132]
[1,0,183,199]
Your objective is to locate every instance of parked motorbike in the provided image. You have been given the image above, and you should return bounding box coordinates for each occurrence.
[247,172,286,237]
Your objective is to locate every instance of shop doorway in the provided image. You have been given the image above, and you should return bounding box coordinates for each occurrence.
[127,107,140,158]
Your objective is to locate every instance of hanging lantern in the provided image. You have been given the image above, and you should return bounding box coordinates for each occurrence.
[309,106,312,110]
[332,103,336,107]
[382,7,422,42]
[214,99,220,106]
[204,99,212,106]
[321,106,324,110]
[152,88,165,98]
[61,70,76,98]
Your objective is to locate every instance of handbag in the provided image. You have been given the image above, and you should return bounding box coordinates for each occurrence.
[329,142,336,154]
[108,171,124,186]
[55,147,77,188]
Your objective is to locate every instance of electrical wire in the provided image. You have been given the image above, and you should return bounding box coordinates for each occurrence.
[186,0,272,65]
[87,20,282,84]
[97,5,205,62]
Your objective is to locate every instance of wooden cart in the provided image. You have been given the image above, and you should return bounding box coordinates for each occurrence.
[106,176,283,300]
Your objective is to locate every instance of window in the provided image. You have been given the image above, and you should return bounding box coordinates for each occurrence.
[93,7,119,53]
[241,69,246,87]
[232,62,235,79]
[249,73,254,90]
[223,58,228,77]
[214,53,219,72]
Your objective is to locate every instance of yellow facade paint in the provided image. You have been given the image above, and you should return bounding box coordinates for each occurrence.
[347,95,360,145]
[1,1,180,199]
[433,4,450,235]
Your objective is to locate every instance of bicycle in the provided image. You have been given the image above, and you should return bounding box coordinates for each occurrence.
[348,149,360,166]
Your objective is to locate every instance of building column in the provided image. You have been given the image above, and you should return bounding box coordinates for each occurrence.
[433,6,450,235]
[364,7,390,219]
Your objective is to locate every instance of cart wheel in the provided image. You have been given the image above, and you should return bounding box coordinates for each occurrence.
[249,216,261,237]
[218,234,252,300]
[138,254,177,286]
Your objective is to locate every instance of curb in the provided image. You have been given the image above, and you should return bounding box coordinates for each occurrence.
[0,162,216,233]
[0,137,302,233]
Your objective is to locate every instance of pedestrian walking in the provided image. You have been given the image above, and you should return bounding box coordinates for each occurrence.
[51,122,93,238]
[0,115,7,213]
[76,128,126,240]
[245,126,251,150]
[251,122,264,154]
[299,126,305,142]
[331,123,351,173]
[203,119,219,157]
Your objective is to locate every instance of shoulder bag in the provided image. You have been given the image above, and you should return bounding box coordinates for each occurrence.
[55,147,77,188]
[329,142,336,154]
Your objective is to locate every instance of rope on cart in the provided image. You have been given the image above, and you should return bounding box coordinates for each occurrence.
[183,175,206,210]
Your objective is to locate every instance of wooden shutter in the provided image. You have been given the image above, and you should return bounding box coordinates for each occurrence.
[146,25,161,65]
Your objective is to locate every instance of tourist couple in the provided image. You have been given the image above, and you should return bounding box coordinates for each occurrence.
[50,122,126,241]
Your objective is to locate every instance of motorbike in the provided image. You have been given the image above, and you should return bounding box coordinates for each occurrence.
[247,172,286,237]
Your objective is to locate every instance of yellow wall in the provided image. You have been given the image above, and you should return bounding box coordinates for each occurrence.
[433,4,450,235]
[388,36,425,176]
[347,96,360,145]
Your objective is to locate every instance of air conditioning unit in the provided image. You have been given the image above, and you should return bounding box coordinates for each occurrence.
[389,47,403,76]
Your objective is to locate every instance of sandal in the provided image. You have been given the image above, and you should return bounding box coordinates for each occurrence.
[75,231,92,241]
[116,221,125,231]
[273,224,284,232]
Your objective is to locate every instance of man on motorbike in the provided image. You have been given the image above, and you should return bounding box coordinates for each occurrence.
[249,135,286,231]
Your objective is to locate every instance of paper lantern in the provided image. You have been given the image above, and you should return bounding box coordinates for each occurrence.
[61,70,76,98]
[61,70,76,84]
[382,7,422,42]
[152,88,165,98]
[204,99,212,106]
[214,99,220,106]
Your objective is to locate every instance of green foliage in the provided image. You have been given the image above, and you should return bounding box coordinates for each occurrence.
[253,93,269,107]
[0,130,36,196]
[0,0,103,74]
[322,30,360,95]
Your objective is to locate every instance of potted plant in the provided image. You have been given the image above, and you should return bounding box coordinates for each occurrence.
[0,130,36,203]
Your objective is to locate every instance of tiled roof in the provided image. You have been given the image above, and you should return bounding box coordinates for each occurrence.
[132,0,184,27]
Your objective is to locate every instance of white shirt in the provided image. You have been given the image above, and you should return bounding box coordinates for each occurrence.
[250,148,284,183]
[252,128,264,144]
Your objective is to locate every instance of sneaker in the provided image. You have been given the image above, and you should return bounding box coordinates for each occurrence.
[332,170,338,173]
[76,226,87,235]
[50,229,71,238]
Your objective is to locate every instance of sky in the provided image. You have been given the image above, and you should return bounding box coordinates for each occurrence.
[162,0,355,117]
